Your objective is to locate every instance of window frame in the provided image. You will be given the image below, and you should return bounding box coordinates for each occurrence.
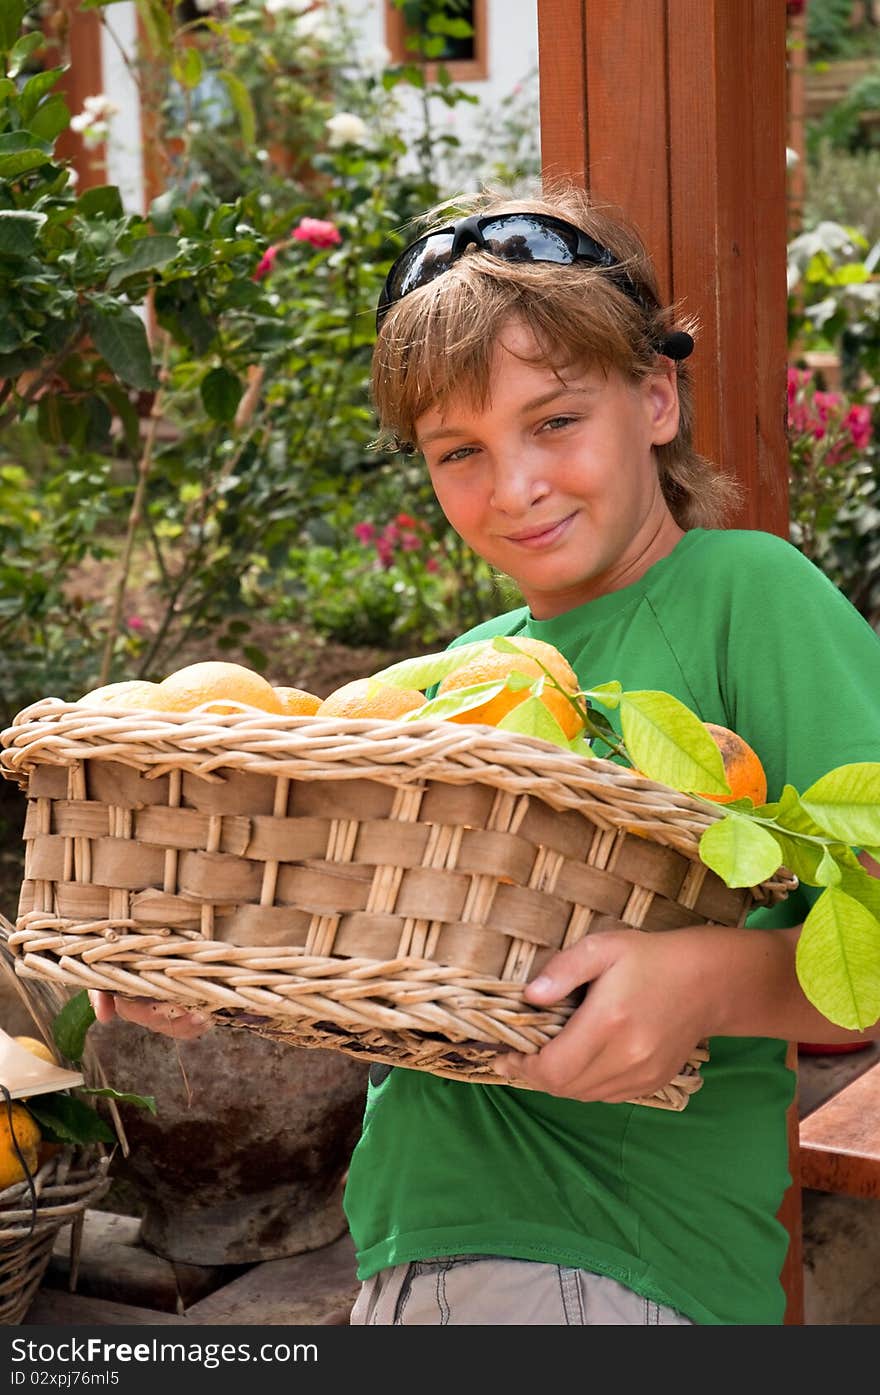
[384,0,488,83]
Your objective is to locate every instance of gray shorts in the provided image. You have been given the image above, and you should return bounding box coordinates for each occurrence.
[350,1254,694,1326]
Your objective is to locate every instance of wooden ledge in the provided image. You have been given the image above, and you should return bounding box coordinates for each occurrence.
[800,1054,880,1199]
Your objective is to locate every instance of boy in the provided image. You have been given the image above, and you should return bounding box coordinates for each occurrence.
[92,185,880,1325]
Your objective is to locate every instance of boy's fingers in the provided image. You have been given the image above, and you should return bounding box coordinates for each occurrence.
[113,996,213,1040]
[522,931,623,1004]
[88,990,117,1023]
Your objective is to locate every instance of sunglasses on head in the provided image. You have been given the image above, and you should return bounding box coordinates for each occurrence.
[375,211,694,361]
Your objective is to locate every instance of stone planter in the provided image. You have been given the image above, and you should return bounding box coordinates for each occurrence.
[89,1018,368,1266]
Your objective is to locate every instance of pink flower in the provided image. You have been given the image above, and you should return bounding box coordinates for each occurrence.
[845,404,873,451]
[424,558,440,574]
[395,512,418,528]
[381,522,400,546]
[292,217,342,250]
[375,538,394,569]
[400,532,421,552]
[252,245,280,281]
[127,615,144,632]
[353,521,376,544]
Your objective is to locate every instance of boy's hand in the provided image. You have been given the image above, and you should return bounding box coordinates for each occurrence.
[88,989,213,1041]
[493,928,710,1103]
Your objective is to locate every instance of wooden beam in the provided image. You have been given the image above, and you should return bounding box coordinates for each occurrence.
[53,2,106,191]
[537,0,790,537]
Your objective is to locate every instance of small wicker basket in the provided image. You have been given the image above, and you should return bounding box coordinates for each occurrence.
[0,699,796,1111]
[0,1149,111,1324]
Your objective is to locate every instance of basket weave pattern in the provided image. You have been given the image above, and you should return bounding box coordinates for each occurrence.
[0,1150,110,1323]
[0,700,795,1111]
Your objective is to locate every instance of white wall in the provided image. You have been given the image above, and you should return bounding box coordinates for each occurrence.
[98,2,145,213]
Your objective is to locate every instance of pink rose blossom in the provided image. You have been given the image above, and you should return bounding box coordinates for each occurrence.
[395,512,418,528]
[127,616,145,632]
[400,532,421,552]
[845,404,872,451]
[292,217,342,250]
[252,245,280,281]
[353,521,376,544]
[375,538,394,569]
[424,558,440,574]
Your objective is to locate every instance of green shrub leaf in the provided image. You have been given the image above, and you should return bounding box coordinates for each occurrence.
[619,690,730,794]
[698,813,784,888]
[106,234,179,289]
[370,641,488,692]
[403,679,506,722]
[796,887,880,1030]
[200,365,243,423]
[87,306,157,391]
[799,763,880,846]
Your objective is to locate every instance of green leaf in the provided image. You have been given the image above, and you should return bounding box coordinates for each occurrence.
[583,681,623,708]
[7,29,43,76]
[218,70,256,147]
[81,1087,156,1114]
[815,847,843,887]
[76,185,125,220]
[403,679,507,722]
[796,886,880,1031]
[0,210,46,257]
[201,365,243,423]
[569,731,593,755]
[106,234,179,289]
[496,695,570,747]
[87,305,157,391]
[0,143,49,178]
[172,45,204,90]
[18,67,65,122]
[799,763,880,847]
[369,640,489,692]
[28,94,70,144]
[52,990,95,1064]
[27,1092,115,1146]
[0,1,25,51]
[698,812,784,888]
[618,690,730,795]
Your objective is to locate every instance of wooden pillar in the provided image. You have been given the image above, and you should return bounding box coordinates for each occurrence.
[537,0,790,538]
[52,3,107,190]
[536,0,802,1326]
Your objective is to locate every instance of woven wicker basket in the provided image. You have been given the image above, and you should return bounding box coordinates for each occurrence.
[0,1149,111,1324]
[0,698,796,1111]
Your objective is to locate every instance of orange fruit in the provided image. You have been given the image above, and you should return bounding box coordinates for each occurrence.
[317,678,425,720]
[700,723,768,806]
[151,661,284,715]
[13,1035,57,1066]
[273,686,322,716]
[78,680,162,709]
[436,636,583,738]
[0,1102,41,1190]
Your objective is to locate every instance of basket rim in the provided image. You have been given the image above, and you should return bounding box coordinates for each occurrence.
[0,696,797,899]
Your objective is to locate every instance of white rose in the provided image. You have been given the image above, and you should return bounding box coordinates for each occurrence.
[325,112,369,149]
[265,0,313,12]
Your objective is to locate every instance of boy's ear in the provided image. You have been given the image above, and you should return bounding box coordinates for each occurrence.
[645,368,680,446]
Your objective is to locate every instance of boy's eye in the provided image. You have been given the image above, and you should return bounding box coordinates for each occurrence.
[541,415,577,431]
[437,444,477,464]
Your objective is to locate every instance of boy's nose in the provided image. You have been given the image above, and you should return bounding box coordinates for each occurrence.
[490,462,550,515]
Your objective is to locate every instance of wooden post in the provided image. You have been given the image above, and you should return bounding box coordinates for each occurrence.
[52,3,107,191]
[537,0,801,1325]
[537,0,790,538]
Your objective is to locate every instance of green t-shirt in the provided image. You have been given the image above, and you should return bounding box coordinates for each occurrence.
[342,527,880,1325]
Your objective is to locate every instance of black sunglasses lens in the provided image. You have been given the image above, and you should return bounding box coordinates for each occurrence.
[480,214,579,263]
[387,231,456,302]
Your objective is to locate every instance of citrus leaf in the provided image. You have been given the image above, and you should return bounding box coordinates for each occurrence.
[815,847,843,887]
[583,681,623,708]
[796,886,880,1030]
[698,813,784,888]
[495,695,570,747]
[619,690,730,794]
[81,1087,156,1114]
[52,990,95,1064]
[569,731,593,755]
[799,763,880,847]
[403,679,506,722]
[27,1093,116,1145]
[369,640,491,692]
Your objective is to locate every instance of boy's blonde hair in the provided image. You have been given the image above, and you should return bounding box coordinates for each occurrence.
[371,183,741,529]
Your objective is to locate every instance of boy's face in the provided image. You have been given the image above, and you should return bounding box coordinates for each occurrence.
[415,320,682,618]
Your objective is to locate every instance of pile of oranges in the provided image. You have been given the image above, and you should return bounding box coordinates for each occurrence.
[77,644,766,806]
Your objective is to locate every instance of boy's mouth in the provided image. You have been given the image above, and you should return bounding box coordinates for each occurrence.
[503,513,576,548]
